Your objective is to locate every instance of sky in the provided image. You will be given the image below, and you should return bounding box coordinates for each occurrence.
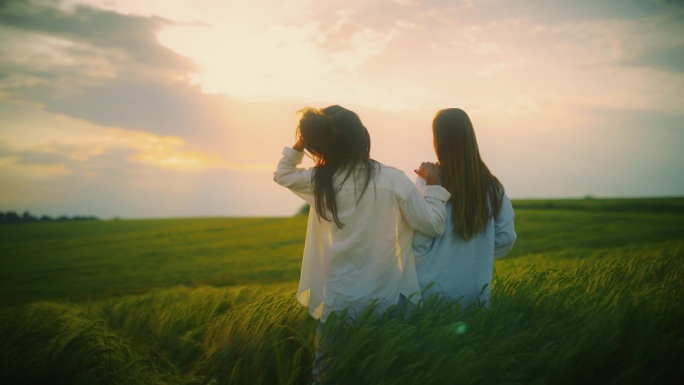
[0,0,683,218]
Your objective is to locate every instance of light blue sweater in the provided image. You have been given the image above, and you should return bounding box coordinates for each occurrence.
[412,184,516,307]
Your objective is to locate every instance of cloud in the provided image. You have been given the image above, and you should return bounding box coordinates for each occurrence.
[476,57,525,77]
[146,0,421,109]
[0,98,280,176]
[0,0,194,74]
[1,0,683,218]
[0,0,203,129]
[625,46,684,73]
[0,119,182,177]
[0,102,284,217]
[0,0,280,168]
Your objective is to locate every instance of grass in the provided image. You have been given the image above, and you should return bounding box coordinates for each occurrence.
[2,198,682,307]
[326,244,684,385]
[0,217,306,306]
[0,197,683,384]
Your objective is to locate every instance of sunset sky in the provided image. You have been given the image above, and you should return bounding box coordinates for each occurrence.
[1,0,683,218]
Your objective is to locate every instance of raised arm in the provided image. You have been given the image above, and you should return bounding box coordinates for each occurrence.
[273,141,313,193]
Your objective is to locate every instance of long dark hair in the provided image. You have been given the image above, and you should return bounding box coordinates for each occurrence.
[297,105,376,228]
[432,108,504,240]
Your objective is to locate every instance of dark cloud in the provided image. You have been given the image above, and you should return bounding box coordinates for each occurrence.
[16,74,232,138]
[0,0,239,148]
[0,0,195,73]
[624,45,684,73]
[464,0,684,23]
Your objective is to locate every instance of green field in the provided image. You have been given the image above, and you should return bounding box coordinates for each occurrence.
[1,198,683,384]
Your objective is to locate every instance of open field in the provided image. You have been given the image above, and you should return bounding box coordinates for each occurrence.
[0,217,306,307]
[1,197,683,384]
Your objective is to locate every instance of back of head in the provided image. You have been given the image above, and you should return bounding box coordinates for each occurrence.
[297,105,375,228]
[432,108,478,173]
[297,105,371,166]
[432,108,503,241]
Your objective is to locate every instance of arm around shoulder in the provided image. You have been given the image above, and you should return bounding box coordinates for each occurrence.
[400,175,451,237]
[494,194,517,259]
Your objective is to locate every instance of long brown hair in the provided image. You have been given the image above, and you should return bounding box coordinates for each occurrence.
[297,105,376,228]
[432,108,503,240]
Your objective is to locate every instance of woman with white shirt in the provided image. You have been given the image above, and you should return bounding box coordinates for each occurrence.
[273,105,450,383]
[413,108,517,307]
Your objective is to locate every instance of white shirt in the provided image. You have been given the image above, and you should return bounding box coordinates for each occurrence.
[274,147,451,321]
[412,177,516,306]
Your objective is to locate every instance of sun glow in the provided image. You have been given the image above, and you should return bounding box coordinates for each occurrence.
[1,0,682,218]
[154,6,421,110]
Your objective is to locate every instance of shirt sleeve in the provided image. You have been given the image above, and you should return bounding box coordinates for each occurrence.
[398,174,451,238]
[412,231,435,257]
[273,146,314,194]
[494,193,517,259]
[411,176,437,256]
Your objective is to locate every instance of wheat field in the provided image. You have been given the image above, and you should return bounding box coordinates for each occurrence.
[1,198,683,384]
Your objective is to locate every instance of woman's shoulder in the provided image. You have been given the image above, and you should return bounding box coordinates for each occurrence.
[371,163,416,193]
[374,162,410,179]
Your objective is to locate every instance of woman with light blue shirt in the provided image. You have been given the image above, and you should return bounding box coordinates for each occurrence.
[413,108,517,307]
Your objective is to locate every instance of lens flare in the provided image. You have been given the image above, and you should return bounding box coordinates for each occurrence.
[452,321,467,335]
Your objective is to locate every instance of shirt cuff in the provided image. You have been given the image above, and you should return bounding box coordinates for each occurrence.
[423,185,451,202]
[282,146,305,162]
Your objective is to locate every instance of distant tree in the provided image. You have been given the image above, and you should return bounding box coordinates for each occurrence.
[297,204,310,216]
[4,211,20,223]
[0,211,99,224]
[72,215,98,221]
[21,211,37,222]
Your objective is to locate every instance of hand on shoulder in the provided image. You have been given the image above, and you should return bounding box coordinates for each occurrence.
[414,162,441,185]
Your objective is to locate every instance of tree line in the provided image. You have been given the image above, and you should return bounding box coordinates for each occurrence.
[0,211,99,224]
